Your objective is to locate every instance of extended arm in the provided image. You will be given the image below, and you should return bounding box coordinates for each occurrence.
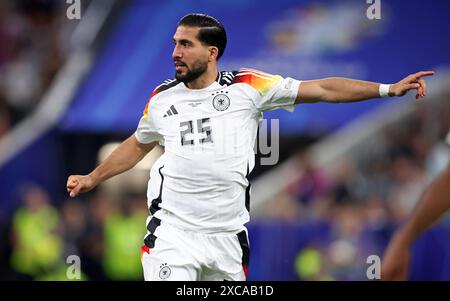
[382,163,450,280]
[66,134,157,197]
[295,71,434,104]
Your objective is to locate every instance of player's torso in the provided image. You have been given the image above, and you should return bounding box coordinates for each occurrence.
[146,79,258,231]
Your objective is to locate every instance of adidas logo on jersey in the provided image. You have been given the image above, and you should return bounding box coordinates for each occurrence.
[163,105,178,118]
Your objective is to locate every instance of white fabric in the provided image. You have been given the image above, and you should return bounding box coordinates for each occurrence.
[141,220,248,281]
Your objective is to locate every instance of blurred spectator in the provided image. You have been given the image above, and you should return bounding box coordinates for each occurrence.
[388,154,429,222]
[10,184,62,279]
[102,194,147,280]
[293,153,330,206]
[0,215,14,280]
[0,0,66,126]
[78,192,112,281]
[60,198,87,260]
[264,188,302,222]
[0,92,11,138]
[294,245,334,281]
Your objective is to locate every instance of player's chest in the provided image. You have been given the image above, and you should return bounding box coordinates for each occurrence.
[155,90,251,129]
[153,89,254,145]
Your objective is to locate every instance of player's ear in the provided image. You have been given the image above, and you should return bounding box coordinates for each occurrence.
[208,46,218,62]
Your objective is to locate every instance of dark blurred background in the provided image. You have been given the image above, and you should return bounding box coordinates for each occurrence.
[1,0,450,280]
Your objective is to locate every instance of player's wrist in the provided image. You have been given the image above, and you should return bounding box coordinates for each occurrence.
[87,172,100,187]
[379,84,394,98]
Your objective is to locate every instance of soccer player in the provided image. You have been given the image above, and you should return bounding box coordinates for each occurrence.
[66,13,434,281]
[382,161,450,280]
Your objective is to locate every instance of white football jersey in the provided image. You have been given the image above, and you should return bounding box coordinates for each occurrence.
[135,68,300,235]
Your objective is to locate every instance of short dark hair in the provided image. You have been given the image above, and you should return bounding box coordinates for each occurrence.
[177,13,227,60]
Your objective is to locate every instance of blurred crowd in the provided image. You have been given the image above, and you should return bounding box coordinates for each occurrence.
[0,0,68,139]
[264,92,450,280]
[0,185,148,281]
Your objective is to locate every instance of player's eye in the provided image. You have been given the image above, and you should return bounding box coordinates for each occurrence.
[181,40,192,47]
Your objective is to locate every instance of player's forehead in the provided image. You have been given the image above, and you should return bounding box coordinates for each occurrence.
[173,25,201,43]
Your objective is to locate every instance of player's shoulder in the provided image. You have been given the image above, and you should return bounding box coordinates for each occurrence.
[230,68,281,94]
[151,78,181,98]
[142,78,180,116]
[217,70,239,86]
[233,68,278,82]
[218,68,276,86]
[232,68,279,85]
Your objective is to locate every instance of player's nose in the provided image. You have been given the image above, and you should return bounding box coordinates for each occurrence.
[172,45,183,60]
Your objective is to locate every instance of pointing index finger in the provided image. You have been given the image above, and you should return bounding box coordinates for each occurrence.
[415,71,435,78]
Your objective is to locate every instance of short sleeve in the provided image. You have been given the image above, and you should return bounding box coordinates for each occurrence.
[233,68,301,112]
[134,93,161,144]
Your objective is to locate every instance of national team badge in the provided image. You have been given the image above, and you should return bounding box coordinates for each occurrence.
[212,94,230,111]
[159,263,171,280]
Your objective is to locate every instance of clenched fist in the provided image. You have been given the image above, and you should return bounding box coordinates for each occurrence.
[66,174,96,197]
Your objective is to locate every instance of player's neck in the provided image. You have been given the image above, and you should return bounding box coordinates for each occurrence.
[185,66,218,90]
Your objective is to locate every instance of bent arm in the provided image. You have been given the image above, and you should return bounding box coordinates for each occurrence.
[395,163,450,245]
[381,163,450,280]
[295,71,434,104]
[89,134,157,186]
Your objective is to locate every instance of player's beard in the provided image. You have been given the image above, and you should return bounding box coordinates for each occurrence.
[175,59,208,83]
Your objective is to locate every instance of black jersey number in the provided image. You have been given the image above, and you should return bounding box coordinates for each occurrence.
[180,118,213,146]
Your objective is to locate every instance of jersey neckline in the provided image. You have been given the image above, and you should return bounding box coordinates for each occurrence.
[180,72,223,92]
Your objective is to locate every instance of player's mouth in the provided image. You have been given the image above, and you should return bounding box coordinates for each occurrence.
[174,61,187,72]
